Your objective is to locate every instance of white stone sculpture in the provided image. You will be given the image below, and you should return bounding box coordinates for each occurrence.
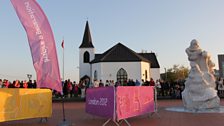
[182,39,220,110]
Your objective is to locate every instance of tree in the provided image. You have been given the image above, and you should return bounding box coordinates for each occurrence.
[161,64,189,82]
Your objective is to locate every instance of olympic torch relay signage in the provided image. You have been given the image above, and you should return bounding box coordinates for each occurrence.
[116,86,154,121]
[86,87,115,119]
[11,0,62,93]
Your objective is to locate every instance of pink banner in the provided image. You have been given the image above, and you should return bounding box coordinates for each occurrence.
[116,86,154,121]
[11,0,62,93]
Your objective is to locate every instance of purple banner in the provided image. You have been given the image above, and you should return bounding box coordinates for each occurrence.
[85,86,115,119]
[116,86,154,121]
[11,0,62,93]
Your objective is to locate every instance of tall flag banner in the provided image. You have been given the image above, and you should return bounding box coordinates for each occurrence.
[11,0,62,93]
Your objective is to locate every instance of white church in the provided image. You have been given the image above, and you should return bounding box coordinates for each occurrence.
[79,21,160,84]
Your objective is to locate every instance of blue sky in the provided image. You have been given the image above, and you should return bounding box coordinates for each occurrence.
[0,0,224,82]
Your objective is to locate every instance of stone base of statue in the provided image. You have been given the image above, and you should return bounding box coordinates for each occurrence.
[182,95,220,110]
[165,104,224,113]
[182,39,220,111]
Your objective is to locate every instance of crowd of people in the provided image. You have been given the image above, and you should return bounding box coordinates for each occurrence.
[0,79,36,88]
[155,80,185,99]
[216,78,224,97]
[1,77,224,99]
[58,78,186,99]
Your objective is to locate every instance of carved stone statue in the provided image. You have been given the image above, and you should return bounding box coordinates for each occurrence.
[182,39,220,110]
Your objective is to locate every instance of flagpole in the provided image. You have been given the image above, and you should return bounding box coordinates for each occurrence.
[62,37,65,121]
[62,37,64,82]
[59,38,70,126]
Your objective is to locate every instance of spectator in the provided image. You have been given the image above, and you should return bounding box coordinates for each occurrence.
[23,80,28,88]
[0,79,3,88]
[141,79,145,86]
[115,81,120,87]
[63,80,68,97]
[149,78,155,86]
[155,80,161,95]
[33,80,37,88]
[67,79,73,97]
[135,79,140,86]
[218,78,224,96]
[14,80,20,88]
[93,79,99,87]
[105,80,109,86]
[28,80,33,88]
[73,82,79,97]
[99,80,104,87]
[109,80,114,86]
[4,79,10,88]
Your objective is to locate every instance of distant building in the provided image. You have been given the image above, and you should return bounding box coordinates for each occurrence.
[218,54,224,78]
[79,21,160,84]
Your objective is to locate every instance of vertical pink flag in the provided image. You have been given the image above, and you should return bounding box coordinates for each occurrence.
[11,0,62,93]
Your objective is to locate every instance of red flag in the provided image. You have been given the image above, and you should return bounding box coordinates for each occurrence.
[61,40,64,48]
[11,0,62,93]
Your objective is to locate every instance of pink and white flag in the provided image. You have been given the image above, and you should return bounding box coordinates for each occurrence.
[11,0,62,93]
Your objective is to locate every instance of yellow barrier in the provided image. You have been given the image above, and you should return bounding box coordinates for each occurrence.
[0,88,52,122]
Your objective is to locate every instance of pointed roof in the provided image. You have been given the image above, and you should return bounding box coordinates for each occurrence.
[79,21,94,48]
[91,43,150,63]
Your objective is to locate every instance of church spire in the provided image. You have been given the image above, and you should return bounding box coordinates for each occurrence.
[79,21,94,48]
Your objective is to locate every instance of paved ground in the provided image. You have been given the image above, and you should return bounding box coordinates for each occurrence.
[1,99,224,126]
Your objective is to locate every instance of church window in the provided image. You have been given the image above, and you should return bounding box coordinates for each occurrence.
[84,51,90,63]
[94,70,98,80]
[117,68,128,85]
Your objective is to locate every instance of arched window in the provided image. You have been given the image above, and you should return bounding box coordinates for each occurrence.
[117,68,128,85]
[83,51,90,63]
[94,70,97,80]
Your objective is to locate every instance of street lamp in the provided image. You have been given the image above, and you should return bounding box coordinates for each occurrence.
[27,74,32,81]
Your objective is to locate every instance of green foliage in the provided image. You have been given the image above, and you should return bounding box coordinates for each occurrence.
[162,64,189,82]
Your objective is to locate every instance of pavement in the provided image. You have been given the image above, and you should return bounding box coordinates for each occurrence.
[1,99,224,126]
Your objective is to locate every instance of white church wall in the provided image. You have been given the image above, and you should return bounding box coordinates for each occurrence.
[79,48,95,78]
[79,63,91,79]
[93,62,142,83]
[140,62,150,82]
[83,61,159,83]
[91,63,101,81]
[150,68,161,81]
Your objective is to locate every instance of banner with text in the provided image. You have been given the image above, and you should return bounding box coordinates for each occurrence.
[86,86,115,119]
[116,86,154,121]
[11,0,62,93]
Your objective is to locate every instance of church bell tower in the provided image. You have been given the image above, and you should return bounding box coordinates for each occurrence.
[79,21,95,79]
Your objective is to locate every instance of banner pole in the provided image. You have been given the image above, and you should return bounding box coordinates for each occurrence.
[113,86,116,122]
[150,86,160,118]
